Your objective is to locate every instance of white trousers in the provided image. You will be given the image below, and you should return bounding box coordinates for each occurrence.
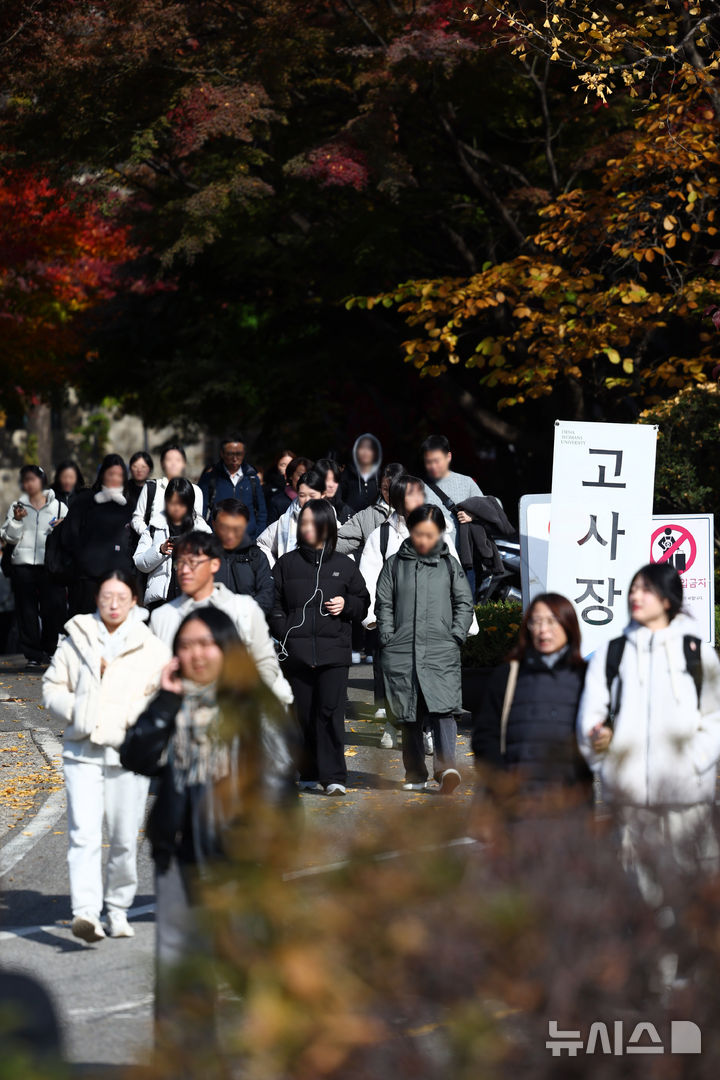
[63,756,150,919]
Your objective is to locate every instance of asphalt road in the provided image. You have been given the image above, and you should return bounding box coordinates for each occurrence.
[0,657,476,1073]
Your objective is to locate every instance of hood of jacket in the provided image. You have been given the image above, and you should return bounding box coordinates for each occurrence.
[396,536,450,565]
[17,488,59,509]
[64,604,150,655]
[350,433,382,479]
[622,613,702,706]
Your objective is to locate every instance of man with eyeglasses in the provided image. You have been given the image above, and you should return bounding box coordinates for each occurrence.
[198,433,267,541]
[149,531,292,706]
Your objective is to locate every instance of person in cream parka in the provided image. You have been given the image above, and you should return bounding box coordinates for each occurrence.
[42,570,170,944]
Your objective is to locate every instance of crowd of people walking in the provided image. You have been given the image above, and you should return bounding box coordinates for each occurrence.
[2,429,719,1010]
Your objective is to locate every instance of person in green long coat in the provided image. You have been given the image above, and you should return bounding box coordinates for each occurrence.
[375,504,474,795]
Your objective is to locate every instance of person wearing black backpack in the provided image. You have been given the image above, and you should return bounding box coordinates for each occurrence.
[198,433,267,542]
[578,562,720,982]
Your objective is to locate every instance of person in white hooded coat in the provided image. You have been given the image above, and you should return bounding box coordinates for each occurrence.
[256,470,325,569]
[577,563,720,913]
[42,570,170,944]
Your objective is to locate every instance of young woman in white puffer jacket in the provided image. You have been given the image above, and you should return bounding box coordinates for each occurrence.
[42,570,170,944]
[578,563,720,918]
[0,465,67,666]
[133,478,210,609]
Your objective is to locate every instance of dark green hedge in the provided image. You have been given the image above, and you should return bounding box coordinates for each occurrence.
[461,602,522,668]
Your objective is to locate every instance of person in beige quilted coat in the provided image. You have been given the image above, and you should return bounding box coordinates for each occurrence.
[42,569,170,944]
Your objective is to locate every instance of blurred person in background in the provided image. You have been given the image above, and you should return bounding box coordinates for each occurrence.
[341,434,382,514]
[263,449,296,513]
[316,458,353,524]
[132,445,202,538]
[267,455,313,524]
[52,460,85,509]
[61,453,135,616]
[212,498,274,616]
[134,478,210,610]
[199,433,266,541]
[256,469,325,569]
[1,465,67,667]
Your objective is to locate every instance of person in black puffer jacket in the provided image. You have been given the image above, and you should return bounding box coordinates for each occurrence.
[60,454,135,617]
[473,592,592,809]
[212,498,274,616]
[340,433,382,514]
[271,499,369,796]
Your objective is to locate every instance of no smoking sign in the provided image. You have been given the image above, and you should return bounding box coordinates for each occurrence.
[651,523,697,575]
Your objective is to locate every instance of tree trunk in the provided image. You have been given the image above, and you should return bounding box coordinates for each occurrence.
[27,403,53,474]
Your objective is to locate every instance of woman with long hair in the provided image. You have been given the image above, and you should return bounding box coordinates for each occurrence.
[120,608,296,1035]
[42,569,170,943]
[578,564,720,954]
[271,499,369,795]
[52,460,85,508]
[376,505,473,795]
[473,593,591,807]
[134,477,211,609]
[60,453,135,615]
[316,458,353,525]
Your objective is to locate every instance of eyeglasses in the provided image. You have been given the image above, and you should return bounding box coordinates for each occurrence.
[177,636,217,650]
[527,616,560,630]
[97,593,133,607]
[175,556,212,571]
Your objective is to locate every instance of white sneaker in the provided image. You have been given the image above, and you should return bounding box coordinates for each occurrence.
[298,780,322,792]
[72,915,106,943]
[424,732,434,757]
[351,651,362,665]
[402,781,428,791]
[106,911,135,938]
[325,784,347,796]
[374,707,387,720]
[379,722,397,749]
[438,769,461,795]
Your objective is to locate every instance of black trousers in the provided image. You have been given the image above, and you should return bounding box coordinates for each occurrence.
[287,662,349,786]
[401,691,458,785]
[12,564,67,661]
[68,578,99,618]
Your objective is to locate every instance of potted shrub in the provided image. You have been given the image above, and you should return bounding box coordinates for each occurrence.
[461,601,522,721]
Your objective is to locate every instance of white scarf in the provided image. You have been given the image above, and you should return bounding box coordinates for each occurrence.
[94,486,127,506]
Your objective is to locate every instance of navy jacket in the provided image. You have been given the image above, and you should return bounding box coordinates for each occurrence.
[473,651,591,792]
[199,463,267,542]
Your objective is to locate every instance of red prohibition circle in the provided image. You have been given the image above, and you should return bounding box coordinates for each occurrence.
[650,523,697,575]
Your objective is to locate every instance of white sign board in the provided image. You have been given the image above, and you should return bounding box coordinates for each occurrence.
[547,421,657,653]
[520,495,715,645]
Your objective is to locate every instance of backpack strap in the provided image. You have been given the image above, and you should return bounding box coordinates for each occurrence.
[683,635,703,706]
[500,660,520,755]
[248,472,260,516]
[426,480,458,515]
[144,479,157,527]
[605,636,627,731]
[379,521,390,561]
